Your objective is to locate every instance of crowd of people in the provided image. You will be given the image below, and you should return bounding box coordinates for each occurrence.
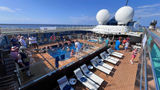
[10,34,37,77]
[105,37,138,64]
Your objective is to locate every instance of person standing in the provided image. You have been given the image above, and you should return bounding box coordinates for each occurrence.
[19,36,27,48]
[122,38,127,49]
[75,40,80,55]
[70,49,75,57]
[130,48,138,64]
[29,36,38,49]
[115,38,121,50]
[124,41,129,51]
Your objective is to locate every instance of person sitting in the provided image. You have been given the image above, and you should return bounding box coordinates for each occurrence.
[18,46,31,76]
[10,35,20,47]
[70,49,75,57]
[10,46,19,62]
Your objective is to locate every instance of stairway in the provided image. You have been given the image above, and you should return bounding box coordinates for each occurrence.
[0,49,19,90]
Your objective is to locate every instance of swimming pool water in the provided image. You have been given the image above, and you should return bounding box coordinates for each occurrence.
[88,39,97,43]
[48,43,83,61]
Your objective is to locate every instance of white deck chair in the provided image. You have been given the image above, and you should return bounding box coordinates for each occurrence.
[57,76,74,90]
[103,51,119,62]
[80,64,104,85]
[95,57,114,70]
[74,68,99,90]
[107,48,123,58]
[100,52,118,65]
[91,57,111,74]
[112,52,123,56]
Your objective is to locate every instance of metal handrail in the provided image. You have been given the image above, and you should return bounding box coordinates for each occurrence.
[147,29,160,48]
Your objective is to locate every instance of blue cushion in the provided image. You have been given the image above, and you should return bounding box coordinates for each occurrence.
[80,77,87,82]
[95,63,98,67]
[86,71,90,74]
[63,84,72,90]
[98,61,102,64]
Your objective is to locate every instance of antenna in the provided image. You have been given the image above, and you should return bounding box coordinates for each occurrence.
[125,0,129,6]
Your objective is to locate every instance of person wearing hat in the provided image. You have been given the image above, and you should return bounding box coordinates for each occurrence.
[10,35,20,47]
[10,46,19,60]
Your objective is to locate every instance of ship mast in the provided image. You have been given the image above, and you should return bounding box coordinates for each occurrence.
[125,0,129,6]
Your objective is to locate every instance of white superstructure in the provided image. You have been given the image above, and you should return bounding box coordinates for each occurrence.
[115,6,134,25]
[96,9,110,25]
[92,25,128,34]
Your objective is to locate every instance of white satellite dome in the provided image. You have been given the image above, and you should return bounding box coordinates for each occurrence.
[96,9,110,25]
[115,6,134,25]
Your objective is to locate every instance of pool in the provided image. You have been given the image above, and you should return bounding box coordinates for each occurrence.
[88,39,98,43]
[48,43,83,61]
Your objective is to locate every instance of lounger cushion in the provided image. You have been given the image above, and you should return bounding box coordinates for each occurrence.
[80,77,87,82]
[63,85,72,90]
[86,71,90,74]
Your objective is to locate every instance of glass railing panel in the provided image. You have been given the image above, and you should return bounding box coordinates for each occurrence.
[15,59,55,86]
[147,36,152,46]
[150,43,160,88]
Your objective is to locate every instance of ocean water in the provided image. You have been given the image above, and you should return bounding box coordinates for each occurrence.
[0,24,95,29]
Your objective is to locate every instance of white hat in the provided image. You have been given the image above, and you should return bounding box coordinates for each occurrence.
[11,46,18,51]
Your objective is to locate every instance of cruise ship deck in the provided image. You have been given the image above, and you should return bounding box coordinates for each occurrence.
[0,26,160,90]
[61,50,140,90]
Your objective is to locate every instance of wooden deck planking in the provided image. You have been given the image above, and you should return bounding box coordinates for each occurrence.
[73,50,140,90]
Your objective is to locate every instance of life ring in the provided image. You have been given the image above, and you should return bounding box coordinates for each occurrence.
[50,35,56,41]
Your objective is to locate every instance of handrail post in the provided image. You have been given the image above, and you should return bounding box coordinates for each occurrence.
[144,45,148,90]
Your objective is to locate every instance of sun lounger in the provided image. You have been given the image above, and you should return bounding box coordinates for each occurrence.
[74,68,99,90]
[112,52,124,56]
[107,48,123,58]
[94,57,114,70]
[91,57,111,74]
[100,52,118,64]
[57,76,74,90]
[80,64,104,85]
[103,51,119,62]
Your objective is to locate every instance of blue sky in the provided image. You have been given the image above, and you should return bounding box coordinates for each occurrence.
[0,0,160,26]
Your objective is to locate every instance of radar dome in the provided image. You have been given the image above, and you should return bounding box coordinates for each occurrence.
[96,9,110,25]
[115,6,134,25]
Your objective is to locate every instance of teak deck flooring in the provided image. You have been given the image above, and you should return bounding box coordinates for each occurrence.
[73,50,140,90]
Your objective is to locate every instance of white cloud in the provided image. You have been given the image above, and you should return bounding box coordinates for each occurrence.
[0,6,23,13]
[137,3,160,9]
[70,15,97,24]
[135,3,160,18]
[0,6,15,12]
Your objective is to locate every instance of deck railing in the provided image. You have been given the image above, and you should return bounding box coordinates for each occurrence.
[140,28,160,90]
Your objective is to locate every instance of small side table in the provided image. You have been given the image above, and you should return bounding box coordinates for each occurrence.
[69,78,77,85]
[88,65,93,70]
